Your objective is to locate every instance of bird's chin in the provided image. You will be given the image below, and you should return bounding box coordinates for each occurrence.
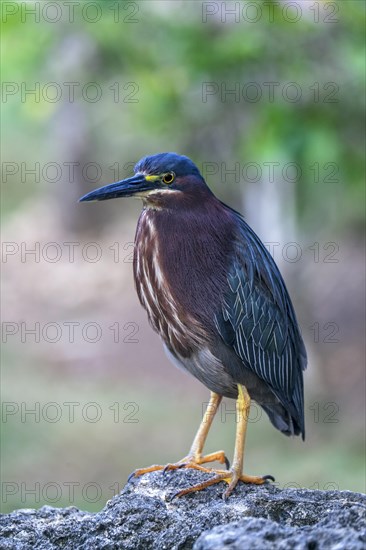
[136,189,181,197]
[134,188,181,207]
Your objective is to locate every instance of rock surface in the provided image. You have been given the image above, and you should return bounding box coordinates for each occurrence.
[0,470,365,549]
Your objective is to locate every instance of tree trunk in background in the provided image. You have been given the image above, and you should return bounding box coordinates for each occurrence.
[243,174,296,273]
[48,33,109,235]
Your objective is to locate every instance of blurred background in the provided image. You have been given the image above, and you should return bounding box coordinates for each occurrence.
[1,0,365,513]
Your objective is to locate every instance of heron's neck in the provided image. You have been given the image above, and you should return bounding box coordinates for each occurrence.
[134,200,236,323]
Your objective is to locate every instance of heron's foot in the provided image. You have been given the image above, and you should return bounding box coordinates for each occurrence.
[169,468,275,501]
[163,450,230,472]
[128,450,230,482]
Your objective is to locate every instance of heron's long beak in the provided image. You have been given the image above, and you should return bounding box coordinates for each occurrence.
[79,173,150,202]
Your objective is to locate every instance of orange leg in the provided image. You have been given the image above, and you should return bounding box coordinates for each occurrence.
[170,385,274,500]
[128,387,274,499]
[128,392,229,481]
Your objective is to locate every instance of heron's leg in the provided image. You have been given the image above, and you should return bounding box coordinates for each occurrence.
[177,391,228,466]
[129,392,229,481]
[170,385,274,500]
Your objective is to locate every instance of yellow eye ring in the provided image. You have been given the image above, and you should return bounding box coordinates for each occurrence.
[162,172,175,185]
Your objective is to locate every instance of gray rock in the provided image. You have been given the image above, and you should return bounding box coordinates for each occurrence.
[0,470,365,550]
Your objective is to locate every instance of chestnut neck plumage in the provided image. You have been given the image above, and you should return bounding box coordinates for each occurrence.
[133,179,236,356]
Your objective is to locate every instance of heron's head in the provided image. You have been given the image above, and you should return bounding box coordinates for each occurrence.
[79,153,211,208]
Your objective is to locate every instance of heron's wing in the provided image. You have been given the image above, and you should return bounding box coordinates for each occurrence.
[214,208,307,432]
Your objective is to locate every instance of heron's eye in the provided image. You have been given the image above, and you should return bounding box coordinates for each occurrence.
[162,172,175,185]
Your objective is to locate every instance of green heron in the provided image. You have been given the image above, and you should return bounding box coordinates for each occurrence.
[80,152,306,499]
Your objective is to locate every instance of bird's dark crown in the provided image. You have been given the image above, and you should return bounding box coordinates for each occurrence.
[135,153,202,178]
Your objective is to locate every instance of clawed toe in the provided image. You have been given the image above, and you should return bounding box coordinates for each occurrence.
[167,468,275,500]
[128,460,274,500]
